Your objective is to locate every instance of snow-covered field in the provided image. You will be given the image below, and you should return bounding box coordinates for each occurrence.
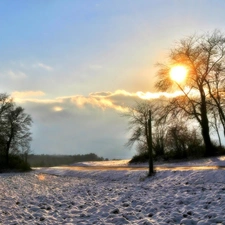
[72,156,225,167]
[1,158,225,224]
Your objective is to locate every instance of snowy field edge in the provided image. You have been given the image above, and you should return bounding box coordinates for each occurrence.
[71,155,225,167]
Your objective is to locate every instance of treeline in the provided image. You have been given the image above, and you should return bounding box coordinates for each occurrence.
[28,153,106,167]
[0,94,32,171]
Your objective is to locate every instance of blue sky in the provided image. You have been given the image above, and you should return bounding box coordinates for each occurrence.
[0,1,225,159]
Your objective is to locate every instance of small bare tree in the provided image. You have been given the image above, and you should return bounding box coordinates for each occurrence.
[123,100,167,159]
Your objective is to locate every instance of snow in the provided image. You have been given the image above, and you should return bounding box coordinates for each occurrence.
[71,159,130,167]
[1,157,225,224]
[71,155,225,167]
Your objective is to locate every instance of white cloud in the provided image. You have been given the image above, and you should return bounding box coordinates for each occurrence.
[33,63,53,71]
[8,70,27,79]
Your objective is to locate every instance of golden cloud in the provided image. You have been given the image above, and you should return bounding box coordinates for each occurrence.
[136,90,184,99]
[53,106,63,112]
[12,89,189,112]
[12,91,45,98]
[12,91,46,103]
[70,95,128,112]
[69,89,188,112]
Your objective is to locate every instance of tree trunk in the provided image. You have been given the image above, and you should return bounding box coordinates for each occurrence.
[200,88,214,156]
[148,110,154,176]
[6,141,10,167]
[5,133,13,168]
[201,122,214,156]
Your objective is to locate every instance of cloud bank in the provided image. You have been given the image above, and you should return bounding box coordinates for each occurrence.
[10,89,185,158]
[13,89,178,112]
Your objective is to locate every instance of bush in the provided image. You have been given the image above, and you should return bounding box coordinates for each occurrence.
[213,145,225,156]
[186,144,205,159]
[129,143,211,163]
[5,154,31,172]
[129,151,149,164]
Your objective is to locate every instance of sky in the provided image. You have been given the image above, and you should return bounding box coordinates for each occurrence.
[0,0,225,159]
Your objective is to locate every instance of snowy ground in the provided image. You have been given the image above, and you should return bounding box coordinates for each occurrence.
[1,158,225,224]
[72,156,225,167]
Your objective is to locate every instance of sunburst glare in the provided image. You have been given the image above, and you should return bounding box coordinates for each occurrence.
[170,65,188,83]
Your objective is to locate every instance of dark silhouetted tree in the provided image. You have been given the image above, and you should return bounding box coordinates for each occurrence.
[5,106,32,166]
[0,94,13,167]
[0,94,32,169]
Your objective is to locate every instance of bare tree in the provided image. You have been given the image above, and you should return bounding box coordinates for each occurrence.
[152,122,166,158]
[123,100,167,158]
[202,31,225,136]
[0,93,13,116]
[0,94,13,167]
[0,104,32,167]
[8,106,32,165]
[155,30,225,156]
[164,120,203,159]
[123,101,150,153]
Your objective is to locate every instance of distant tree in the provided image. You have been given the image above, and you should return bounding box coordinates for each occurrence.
[27,153,105,167]
[164,120,203,159]
[166,122,188,157]
[152,122,166,159]
[155,30,225,156]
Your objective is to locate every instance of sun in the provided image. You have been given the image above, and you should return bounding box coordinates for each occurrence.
[170,65,188,83]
